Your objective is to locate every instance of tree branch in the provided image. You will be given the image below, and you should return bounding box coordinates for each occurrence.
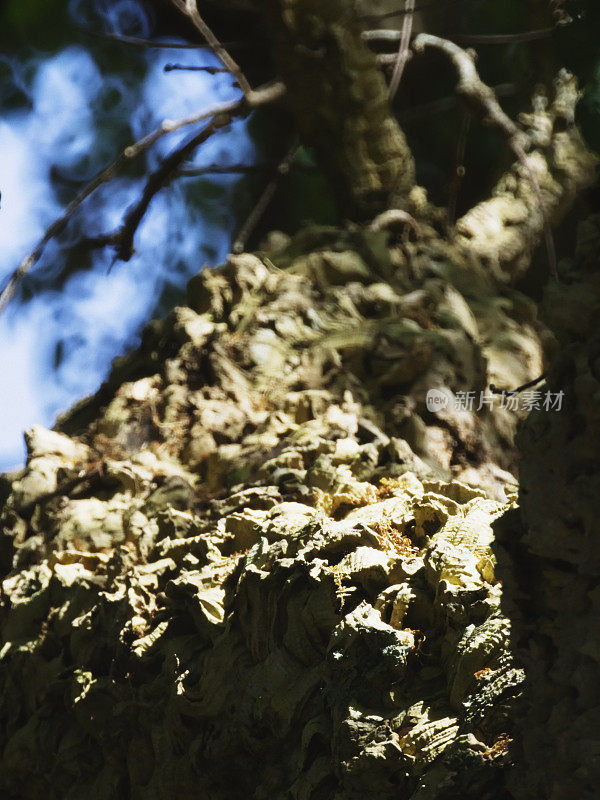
[413,33,561,280]
[83,120,232,262]
[454,70,598,283]
[260,0,415,217]
[233,144,298,254]
[164,64,230,73]
[364,27,555,46]
[387,0,415,101]
[170,0,252,95]
[80,28,253,52]
[179,162,278,176]
[454,28,554,45]
[0,82,285,315]
[412,34,528,150]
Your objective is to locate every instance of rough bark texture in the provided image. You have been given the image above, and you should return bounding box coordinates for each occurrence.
[454,71,597,284]
[0,4,598,794]
[495,214,600,800]
[0,190,590,799]
[258,0,415,217]
[0,241,531,799]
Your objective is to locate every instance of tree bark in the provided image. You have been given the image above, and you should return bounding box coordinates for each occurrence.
[496,214,600,799]
[258,0,415,217]
[0,3,598,797]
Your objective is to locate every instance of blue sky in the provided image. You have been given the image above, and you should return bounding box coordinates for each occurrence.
[0,33,253,470]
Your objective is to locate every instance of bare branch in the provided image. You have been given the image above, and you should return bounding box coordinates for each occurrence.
[358,0,454,21]
[180,163,275,176]
[454,28,554,45]
[80,28,253,51]
[0,81,285,315]
[164,63,229,73]
[179,161,319,177]
[364,27,554,46]
[413,34,527,149]
[233,144,299,254]
[362,30,404,43]
[170,0,252,96]
[396,83,516,121]
[84,120,231,262]
[369,208,421,238]
[80,29,204,49]
[490,373,547,396]
[388,0,415,101]
[454,70,598,283]
[413,33,557,278]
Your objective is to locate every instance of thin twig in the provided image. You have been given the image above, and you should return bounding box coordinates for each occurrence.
[490,373,547,395]
[359,0,451,20]
[179,161,318,177]
[180,162,274,176]
[0,100,236,315]
[364,27,554,46]
[233,144,298,254]
[454,28,554,45]
[164,63,229,73]
[397,83,515,121]
[80,27,253,51]
[80,28,203,48]
[413,35,527,144]
[171,0,252,95]
[0,81,284,315]
[413,34,557,278]
[448,112,471,225]
[83,120,232,262]
[388,0,415,100]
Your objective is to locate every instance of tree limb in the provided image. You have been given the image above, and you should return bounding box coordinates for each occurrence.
[412,34,529,150]
[0,82,284,315]
[164,64,230,73]
[258,0,415,217]
[364,27,555,46]
[413,33,560,280]
[387,0,415,101]
[454,70,598,283]
[233,143,298,254]
[170,0,252,95]
[83,119,233,262]
[80,28,253,52]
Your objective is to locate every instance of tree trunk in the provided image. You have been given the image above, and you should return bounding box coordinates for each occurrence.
[496,214,600,800]
[258,0,415,217]
[0,2,598,797]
